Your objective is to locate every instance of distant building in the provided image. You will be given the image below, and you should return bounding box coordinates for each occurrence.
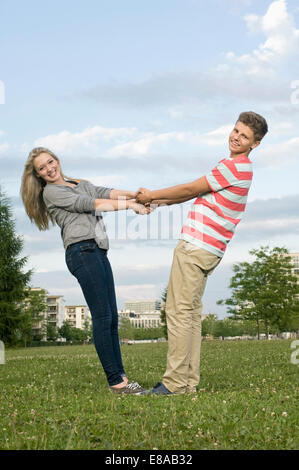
[65,305,91,329]
[23,288,65,338]
[118,310,162,328]
[119,299,162,328]
[27,287,48,340]
[124,299,161,314]
[46,294,65,329]
[290,252,299,277]
[24,287,94,339]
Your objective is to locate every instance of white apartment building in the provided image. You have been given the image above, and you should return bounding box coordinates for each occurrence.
[119,299,162,328]
[118,310,162,328]
[65,305,91,329]
[131,312,162,328]
[290,252,299,276]
[124,299,161,314]
[46,295,65,329]
[28,287,48,339]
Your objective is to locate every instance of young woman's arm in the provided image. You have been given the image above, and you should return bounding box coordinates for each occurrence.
[109,189,136,200]
[43,185,149,214]
[94,198,149,214]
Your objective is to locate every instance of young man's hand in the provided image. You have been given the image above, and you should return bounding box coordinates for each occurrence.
[136,188,152,204]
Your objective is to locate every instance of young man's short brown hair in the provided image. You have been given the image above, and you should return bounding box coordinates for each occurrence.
[237,111,268,142]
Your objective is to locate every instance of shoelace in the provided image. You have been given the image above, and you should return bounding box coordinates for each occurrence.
[127,382,143,391]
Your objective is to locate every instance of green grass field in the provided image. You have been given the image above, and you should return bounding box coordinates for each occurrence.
[0,339,298,450]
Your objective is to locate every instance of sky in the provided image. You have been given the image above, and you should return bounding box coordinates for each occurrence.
[1,0,299,317]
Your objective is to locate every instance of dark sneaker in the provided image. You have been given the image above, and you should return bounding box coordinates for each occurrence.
[110,381,145,394]
[140,382,173,395]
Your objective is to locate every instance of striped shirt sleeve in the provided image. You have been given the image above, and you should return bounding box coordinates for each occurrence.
[205,158,252,192]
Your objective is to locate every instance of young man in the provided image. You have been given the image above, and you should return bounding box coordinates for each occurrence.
[136,111,268,395]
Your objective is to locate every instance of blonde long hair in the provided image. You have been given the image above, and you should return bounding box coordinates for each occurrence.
[21,147,80,230]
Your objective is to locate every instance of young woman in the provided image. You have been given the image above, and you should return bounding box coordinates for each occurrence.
[21,147,149,394]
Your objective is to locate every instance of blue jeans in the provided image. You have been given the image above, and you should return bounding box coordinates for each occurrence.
[65,239,125,386]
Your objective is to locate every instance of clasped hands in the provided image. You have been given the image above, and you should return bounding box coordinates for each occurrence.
[135,188,152,205]
[130,188,156,215]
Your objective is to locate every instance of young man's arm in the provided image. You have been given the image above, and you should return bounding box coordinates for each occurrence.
[136,176,210,204]
[150,195,196,206]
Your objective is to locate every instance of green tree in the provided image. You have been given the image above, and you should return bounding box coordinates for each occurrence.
[0,188,32,346]
[83,320,92,342]
[71,327,88,342]
[160,287,168,339]
[133,327,164,340]
[58,320,73,341]
[47,323,58,341]
[202,314,218,337]
[213,318,244,339]
[218,246,299,339]
[20,288,47,347]
[118,317,134,340]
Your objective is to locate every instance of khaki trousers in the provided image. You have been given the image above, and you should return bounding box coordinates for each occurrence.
[162,240,221,393]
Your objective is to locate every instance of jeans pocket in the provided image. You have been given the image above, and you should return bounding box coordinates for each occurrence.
[79,242,97,253]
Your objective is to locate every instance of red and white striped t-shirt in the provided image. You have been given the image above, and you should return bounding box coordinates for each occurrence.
[181,155,253,258]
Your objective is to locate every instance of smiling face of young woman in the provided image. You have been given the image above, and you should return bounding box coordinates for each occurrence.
[34,152,64,184]
[229,121,260,158]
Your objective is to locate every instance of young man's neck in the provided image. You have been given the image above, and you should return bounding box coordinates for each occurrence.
[229,151,251,159]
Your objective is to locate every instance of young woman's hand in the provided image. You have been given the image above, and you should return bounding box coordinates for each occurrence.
[130,202,152,215]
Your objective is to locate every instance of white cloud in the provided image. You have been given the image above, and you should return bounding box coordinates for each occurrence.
[0,142,9,153]
[223,0,299,76]
[198,125,233,146]
[115,284,163,302]
[239,217,299,234]
[108,125,234,157]
[28,122,251,162]
[257,136,299,168]
[269,121,294,135]
[34,125,138,157]
[83,174,126,187]
[107,131,186,157]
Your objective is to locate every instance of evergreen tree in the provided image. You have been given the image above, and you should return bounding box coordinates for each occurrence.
[0,187,32,346]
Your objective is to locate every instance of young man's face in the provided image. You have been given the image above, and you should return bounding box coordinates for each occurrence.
[229,121,260,157]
